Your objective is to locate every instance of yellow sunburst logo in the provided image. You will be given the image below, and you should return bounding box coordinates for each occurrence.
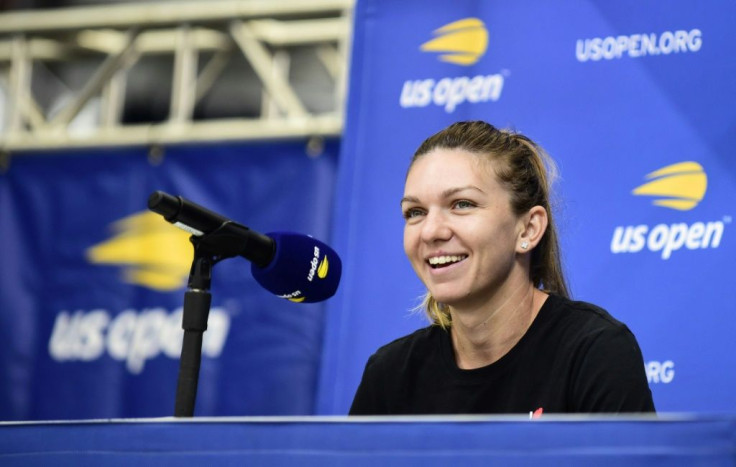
[420,18,488,66]
[632,161,707,211]
[86,211,193,291]
[317,256,329,279]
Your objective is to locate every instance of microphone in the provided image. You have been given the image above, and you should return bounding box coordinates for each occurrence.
[147,191,341,303]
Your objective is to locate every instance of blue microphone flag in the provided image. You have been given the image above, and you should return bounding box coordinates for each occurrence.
[251,232,341,303]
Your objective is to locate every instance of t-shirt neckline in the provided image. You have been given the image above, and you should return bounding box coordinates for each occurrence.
[438,293,559,380]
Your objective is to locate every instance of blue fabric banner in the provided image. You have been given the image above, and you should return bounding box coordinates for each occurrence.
[0,140,339,420]
[318,0,736,414]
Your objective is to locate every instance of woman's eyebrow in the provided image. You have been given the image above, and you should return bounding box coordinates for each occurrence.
[400,195,419,206]
[400,185,485,206]
[440,185,485,198]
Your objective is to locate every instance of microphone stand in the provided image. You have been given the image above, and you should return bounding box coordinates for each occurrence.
[173,223,242,417]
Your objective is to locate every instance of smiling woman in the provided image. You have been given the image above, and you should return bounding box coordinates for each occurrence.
[350,121,655,415]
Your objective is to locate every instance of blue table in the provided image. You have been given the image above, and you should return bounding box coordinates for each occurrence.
[1,414,734,466]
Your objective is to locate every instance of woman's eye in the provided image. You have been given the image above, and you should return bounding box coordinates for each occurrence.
[454,200,475,209]
[403,208,424,219]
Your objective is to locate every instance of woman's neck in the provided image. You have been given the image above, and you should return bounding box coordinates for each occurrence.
[449,284,547,369]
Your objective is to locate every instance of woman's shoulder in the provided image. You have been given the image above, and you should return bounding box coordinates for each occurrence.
[367,325,445,366]
[544,293,632,336]
[537,295,648,364]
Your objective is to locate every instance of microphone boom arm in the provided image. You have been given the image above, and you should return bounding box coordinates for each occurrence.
[148,191,275,267]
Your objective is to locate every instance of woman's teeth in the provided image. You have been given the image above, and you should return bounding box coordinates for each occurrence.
[428,255,467,268]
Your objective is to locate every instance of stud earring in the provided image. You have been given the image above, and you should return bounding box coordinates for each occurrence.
[520,241,529,250]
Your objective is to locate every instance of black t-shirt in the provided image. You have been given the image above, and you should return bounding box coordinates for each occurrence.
[350,294,655,415]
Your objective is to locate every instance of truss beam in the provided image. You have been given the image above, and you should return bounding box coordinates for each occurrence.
[0,0,353,152]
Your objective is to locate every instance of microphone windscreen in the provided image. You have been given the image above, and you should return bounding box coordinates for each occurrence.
[251,232,341,303]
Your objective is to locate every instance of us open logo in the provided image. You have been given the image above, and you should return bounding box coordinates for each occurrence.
[399,17,506,113]
[611,162,728,260]
[47,211,230,374]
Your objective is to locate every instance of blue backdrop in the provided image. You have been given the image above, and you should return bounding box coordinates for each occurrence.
[0,140,339,419]
[317,0,736,414]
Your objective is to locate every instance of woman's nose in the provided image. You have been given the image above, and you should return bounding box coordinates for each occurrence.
[420,209,452,243]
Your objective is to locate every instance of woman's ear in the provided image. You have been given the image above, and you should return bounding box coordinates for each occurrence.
[517,206,548,253]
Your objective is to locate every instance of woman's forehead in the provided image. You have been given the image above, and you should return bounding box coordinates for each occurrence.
[404,148,507,199]
[408,148,499,181]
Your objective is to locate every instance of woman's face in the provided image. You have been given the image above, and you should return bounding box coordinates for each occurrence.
[401,148,525,310]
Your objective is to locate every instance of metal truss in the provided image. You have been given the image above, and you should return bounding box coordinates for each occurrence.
[0,0,353,152]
